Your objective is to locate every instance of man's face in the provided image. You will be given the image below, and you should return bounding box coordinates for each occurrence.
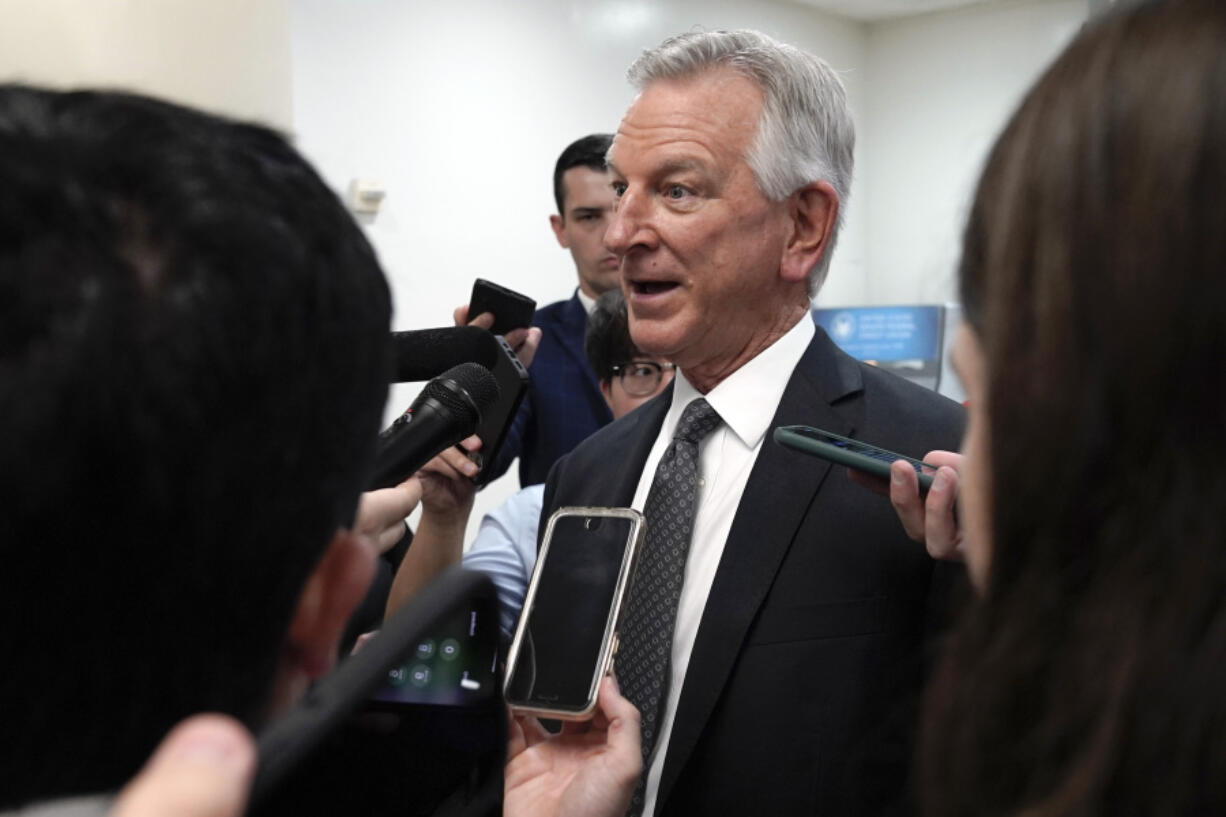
[600,354,676,419]
[604,68,796,380]
[550,166,620,298]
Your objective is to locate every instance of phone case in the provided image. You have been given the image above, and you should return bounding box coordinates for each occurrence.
[469,278,536,336]
[503,506,645,720]
[773,424,936,492]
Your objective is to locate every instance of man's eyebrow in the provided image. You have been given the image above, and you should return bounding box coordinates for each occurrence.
[605,157,708,178]
[656,158,707,175]
[569,206,606,216]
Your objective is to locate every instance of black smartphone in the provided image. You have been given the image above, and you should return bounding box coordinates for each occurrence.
[469,278,536,336]
[471,334,529,486]
[774,424,939,493]
[367,595,500,710]
[504,507,645,720]
[248,567,498,810]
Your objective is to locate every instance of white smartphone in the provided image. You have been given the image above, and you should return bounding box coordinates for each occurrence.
[504,506,645,720]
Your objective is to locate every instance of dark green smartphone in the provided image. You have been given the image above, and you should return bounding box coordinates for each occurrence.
[774,424,938,494]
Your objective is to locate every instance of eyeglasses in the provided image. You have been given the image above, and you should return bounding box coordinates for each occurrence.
[609,360,677,397]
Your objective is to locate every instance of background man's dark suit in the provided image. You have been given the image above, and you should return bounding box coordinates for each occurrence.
[541,327,966,816]
[487,292,613,486]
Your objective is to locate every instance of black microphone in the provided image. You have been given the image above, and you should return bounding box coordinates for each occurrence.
[369,362,500,490]
[390,326,504,383]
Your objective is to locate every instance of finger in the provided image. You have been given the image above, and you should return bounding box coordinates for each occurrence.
[458,434,483,453]
[420,447,477,481]
[503,327,529,348]
[437,444,481,479]
[356,482,422,547]
[506,710,527,760]
[888,460,927,542]
[597,677,642,784]
[922,450,963,471]
[513,327,541,369]
[467,311,495,330]
[518,715,553,748]
[111,715,255,817]
[453,304,470,327]
[923,466,962,560]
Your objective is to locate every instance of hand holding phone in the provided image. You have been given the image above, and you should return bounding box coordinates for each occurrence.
[883,450,964,562]
[775,425,965,561]
[505,507,645,720]
[773,425,940,493]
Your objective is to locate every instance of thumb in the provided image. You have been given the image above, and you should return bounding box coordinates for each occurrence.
[111,714,256,817]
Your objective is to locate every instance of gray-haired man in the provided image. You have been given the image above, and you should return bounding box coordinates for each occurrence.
[541,30,966,816]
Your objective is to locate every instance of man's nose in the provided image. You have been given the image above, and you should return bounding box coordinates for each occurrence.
[604,188,651,256]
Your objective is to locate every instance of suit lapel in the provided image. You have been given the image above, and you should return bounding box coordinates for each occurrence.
[569,381,672,508]
[657,329,864,806]
[555,293,608,408]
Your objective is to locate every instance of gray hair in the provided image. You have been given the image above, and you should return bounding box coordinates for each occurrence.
[626,29,855,296]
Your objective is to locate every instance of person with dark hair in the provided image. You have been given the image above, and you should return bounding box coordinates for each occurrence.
[0,84,391,812]
[386,288,674,635]
[0,85,637,817]
[476,133,622,487]
[867,0,1226,813]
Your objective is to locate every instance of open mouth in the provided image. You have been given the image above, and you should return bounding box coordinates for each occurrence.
[630,280,679,296]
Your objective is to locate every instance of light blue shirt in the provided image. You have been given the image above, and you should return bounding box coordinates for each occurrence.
[461,484,543,639]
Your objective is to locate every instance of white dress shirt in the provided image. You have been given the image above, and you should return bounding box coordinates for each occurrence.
[632,314,815,816]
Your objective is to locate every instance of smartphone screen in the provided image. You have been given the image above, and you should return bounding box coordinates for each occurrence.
[368,594,500,708]
[504,509,642,718]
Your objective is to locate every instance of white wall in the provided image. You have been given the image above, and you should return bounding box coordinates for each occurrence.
[290,0,869,530]
[0,0,293,128]
[857,0,1086,306]
[290,0,869,333]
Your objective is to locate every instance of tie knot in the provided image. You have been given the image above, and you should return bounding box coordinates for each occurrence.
[673,397,721,446]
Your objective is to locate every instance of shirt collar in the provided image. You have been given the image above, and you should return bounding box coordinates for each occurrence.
[670,313,814,450]
[576,287,597,315]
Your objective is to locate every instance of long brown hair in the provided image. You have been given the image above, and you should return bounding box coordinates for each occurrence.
[923,1,1226,814]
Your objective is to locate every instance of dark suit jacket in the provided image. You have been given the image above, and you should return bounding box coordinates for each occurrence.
[540,327,966,816]
[486,293,613,486]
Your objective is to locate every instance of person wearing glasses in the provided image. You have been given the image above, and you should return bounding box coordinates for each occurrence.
[386,288,675,638]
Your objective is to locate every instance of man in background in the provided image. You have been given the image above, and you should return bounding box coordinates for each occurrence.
[483,134,620,485]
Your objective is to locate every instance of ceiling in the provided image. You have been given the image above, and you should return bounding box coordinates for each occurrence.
[791,0,1004,22]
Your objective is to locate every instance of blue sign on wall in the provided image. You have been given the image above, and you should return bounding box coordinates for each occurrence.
[812,305,942,362]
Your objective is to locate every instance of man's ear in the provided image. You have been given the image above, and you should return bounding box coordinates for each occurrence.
[549,213,570,249]
[600,378,613,409]
[779,181,838,285]
[285,529,376,680]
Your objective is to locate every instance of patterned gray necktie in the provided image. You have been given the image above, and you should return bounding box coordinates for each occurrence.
[618,397,722,816]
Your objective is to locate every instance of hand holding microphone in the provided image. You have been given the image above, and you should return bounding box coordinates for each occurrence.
[369,361,500,491]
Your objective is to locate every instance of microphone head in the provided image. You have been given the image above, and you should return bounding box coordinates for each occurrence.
[417,362,500,425]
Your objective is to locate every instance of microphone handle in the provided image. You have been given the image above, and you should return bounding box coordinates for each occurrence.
[369,397,474,490]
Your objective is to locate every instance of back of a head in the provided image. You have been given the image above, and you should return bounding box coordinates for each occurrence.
[0,86,391,806]
[924,1,1226,814]
[627,29,855,295]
